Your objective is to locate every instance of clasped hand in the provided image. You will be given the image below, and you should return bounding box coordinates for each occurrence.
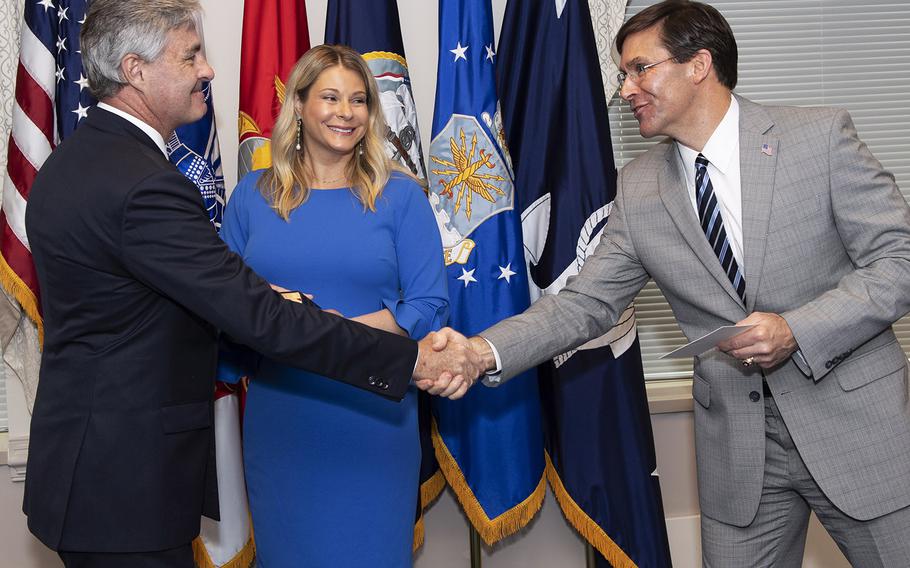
[413,328,486,400]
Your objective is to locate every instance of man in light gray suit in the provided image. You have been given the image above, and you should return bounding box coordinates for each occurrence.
[435,1,910,565]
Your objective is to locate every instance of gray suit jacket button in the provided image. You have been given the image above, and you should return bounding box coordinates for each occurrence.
[825,360,833,369]
[749,391,761,402]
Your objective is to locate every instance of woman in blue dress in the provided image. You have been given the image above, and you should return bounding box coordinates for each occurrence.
[220,45,448,568]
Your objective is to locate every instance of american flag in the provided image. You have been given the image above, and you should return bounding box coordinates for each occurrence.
[2,0,226,332]
[2,0,94,337]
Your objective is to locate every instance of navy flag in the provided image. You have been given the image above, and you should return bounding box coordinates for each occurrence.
[325,0,442,550]
[497,0,672,566]
[325,0,426,180]
[427,0,545,545]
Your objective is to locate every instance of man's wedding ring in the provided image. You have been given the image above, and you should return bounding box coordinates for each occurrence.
[742,357,755,367]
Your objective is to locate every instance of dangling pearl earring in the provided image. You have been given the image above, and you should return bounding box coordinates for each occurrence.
[295,117,302,151]
[358,140,364,156]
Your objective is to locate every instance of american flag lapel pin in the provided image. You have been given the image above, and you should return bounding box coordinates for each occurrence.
[761,143,774,156]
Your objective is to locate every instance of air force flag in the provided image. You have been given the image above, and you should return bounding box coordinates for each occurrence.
[428,0,545,545]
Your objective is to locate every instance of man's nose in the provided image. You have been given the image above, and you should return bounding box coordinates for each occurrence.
[619,77,638,100]
[198,56,215,81]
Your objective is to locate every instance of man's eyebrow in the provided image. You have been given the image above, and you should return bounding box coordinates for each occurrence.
[619,56,645,70]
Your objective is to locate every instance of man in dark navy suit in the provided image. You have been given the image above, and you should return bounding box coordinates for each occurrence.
[22,1,476,566]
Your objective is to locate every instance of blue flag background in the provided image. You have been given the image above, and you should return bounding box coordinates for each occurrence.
[167,82,225,230]
[426,0,545,544]
[496,1,672,566]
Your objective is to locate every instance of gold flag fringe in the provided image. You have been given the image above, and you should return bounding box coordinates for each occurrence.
[362,51,409,68]
[0,253,43,344]
[412,513,425,553]
[545,452,637,568]
[192,525,256,568]
[420,468,446,509]
[431,419,546,546]
[413,463,446,553]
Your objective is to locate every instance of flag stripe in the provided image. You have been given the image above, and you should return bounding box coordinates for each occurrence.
[11,102,53,172]
[6,139,39,203]
[15,65,54,146]
[18,25,55,100]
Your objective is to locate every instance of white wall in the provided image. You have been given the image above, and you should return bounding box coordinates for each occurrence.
[0,1,856,566]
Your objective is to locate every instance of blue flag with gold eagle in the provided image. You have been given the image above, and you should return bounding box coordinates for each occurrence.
[427,0,545,544]
[496,0,671,566]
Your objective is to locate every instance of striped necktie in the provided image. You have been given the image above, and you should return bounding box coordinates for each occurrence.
[695,154,746,302]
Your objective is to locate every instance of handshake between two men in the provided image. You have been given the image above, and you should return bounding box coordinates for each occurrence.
[412,328,495,400]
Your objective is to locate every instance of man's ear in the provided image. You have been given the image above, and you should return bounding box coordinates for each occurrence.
[690,49,714,84]
[120,53,145,90]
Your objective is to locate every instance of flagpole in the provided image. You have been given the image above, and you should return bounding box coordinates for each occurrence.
[585,542,597,568]
[469,526,482,567]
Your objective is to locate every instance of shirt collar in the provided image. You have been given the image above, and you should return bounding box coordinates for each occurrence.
[96,102,169,158]
[676,94,739,175]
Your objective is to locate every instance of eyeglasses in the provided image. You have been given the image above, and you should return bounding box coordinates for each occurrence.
[617,57,674,87]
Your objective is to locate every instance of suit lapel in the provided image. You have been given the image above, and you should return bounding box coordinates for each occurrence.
[657,144,744,306]
[737,96,778,311]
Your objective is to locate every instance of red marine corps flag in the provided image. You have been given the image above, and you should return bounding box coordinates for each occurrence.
[237,0,310,177]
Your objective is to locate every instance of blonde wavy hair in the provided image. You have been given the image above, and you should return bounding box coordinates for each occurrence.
[259,44,408,220]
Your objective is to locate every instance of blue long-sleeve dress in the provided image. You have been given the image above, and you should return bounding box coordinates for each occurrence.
[220,171,448,568]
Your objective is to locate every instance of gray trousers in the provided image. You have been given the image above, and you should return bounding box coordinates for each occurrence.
[702,395,910,567]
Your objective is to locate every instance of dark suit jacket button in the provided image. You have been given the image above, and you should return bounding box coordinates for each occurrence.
[749,391,760,402]
[381,383,389,390]
[825,360,832,369]
[368,376,377,386]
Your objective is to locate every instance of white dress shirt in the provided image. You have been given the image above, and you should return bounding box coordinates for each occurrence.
[675,95,744,270]
[96,102,169,158]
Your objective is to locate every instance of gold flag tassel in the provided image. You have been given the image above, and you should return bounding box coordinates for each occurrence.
[0,254,44,343]
[431,419,546,545]
[191,525,256,568]
[545,452,637,568]
[413,458,446,552]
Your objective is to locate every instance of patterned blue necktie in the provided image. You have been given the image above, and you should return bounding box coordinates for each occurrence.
[695,154,746,302]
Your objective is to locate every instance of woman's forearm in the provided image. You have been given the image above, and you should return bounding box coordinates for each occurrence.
[351,308,407,336]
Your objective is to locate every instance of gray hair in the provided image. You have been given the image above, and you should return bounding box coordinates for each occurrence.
[81,0,202,99]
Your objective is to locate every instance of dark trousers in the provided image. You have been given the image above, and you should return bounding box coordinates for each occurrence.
[58,543,194,568]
